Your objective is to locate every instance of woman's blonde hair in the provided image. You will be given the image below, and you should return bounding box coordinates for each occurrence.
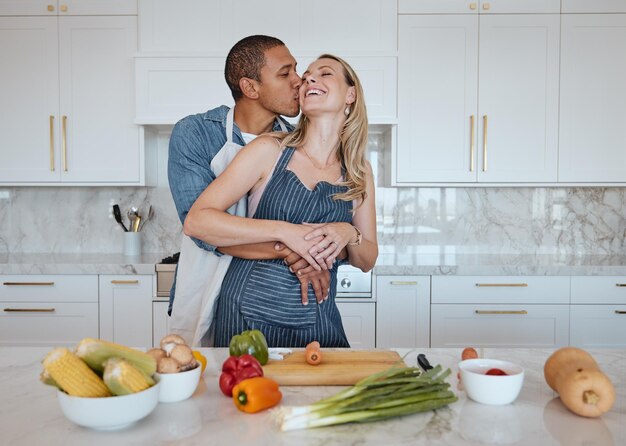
[279,54,369,206]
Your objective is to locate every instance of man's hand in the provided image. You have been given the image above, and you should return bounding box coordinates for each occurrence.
[298,269,331,305]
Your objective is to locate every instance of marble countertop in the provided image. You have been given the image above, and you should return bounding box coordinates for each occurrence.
[2,347,624,445]
[3,251,626,276]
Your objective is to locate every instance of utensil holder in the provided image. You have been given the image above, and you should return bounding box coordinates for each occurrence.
[123,232,142,257]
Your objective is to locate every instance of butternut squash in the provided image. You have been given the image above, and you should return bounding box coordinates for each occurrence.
[544,347,615,418]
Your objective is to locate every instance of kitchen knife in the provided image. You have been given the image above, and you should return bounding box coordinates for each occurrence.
[112,204,128,232]
[417,353,434,372]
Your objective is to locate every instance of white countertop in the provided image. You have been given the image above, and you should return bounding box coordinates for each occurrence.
[2,347,625,445]
[3,251,626,276]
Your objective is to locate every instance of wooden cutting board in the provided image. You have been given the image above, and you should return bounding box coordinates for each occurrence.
[262,349,405,386]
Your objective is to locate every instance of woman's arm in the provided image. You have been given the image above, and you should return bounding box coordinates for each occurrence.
[183,136,323,269]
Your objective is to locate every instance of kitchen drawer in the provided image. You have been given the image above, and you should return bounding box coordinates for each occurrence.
[431,276,570,304]
[571,276,626,304]
[0,302,98,346]
[430,304,569,348]
[0,275,98,302]
[570,305,626,348]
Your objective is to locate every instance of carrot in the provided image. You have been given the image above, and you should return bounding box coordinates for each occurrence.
[305,341,322,366]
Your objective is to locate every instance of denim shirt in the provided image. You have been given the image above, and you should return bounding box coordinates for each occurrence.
[167,105,293,312]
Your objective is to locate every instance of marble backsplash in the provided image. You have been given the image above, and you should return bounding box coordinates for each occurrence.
[1,133,626,256]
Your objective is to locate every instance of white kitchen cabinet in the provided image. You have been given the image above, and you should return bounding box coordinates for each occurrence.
[399,0,559,14]
[0,1,136,16]
[152,300,170,348]
[570,305,626,348]
[336,302,375,349]
[0,275,99,346]
[376,276,430,348]
[559,14,626,183]
[431,275,570,348]
[136,56,397,125]
[397,13,559,184]
[0,15,141,185]
[99,275,153,347]
[431,304,570,348]
[562,0,626,13]
[138,0,396,55]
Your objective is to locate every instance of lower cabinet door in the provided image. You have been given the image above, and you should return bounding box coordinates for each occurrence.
[0,302,98,346]
[152,301,171,348]
[431,304,569,348]
[570,305,626,348]
[336,302,375,349]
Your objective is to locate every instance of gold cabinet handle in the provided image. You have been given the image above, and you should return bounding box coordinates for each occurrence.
[47,4,55,12]
[482,2,491,10]
[60,4,67,12]
[615,310,626,315]
[4,308,55,312]
[3,282,55,286]
[62,115,68,172]
[469,3,477,10]
[482,115,488,171]
[475,310,528,315]
[615,284,626,287]
[111,280,139,285]
[49,115,55,171]
[475,283,528,287]
[389,281,418,286]
[470,115,475,172]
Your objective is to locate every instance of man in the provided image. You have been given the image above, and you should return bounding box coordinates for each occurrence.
[168,35,330,345]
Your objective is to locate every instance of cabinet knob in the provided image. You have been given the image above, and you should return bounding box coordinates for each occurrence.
[47,4,55,12]
[469,3,477,10]
[482,2,490,10]
[340,278,352,289]
[60,4,68,12]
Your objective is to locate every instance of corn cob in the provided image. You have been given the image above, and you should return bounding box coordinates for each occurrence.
[40,368,61,389]
[103,357,154,395]
[42,348,111,398]
[75,338,157,376]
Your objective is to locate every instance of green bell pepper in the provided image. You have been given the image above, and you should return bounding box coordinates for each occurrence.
[229,329,269,365]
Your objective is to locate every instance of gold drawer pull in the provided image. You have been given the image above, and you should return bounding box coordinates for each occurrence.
[615,310,626,315]
[4,308,55,312]
[111,280,139,285]
[389,281,417,286]
[475,283,528,287]
[3,282,55,286]
[475,310,528,315]
[615,284,626,287]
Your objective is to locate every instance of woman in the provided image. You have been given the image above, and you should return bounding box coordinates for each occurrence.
[184,54,378,347]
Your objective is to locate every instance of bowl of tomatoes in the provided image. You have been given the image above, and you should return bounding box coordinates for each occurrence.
[459,358,524,405]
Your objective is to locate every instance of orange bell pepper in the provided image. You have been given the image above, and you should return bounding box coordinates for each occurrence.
[232,377,282,413]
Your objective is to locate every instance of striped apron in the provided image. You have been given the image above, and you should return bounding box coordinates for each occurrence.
[214,147,352,348]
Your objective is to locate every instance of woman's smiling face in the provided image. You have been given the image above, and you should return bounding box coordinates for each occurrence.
[299,58,355,117]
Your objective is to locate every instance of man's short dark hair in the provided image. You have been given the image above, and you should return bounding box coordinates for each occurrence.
[225,35,285,101]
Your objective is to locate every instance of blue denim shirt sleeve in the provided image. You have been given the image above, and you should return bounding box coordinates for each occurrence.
[168,115,222,254]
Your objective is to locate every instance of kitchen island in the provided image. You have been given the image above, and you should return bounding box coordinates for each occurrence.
[2,347,624,445]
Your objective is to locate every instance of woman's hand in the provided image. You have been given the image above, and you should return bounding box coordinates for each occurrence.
[303,222,355,270]
[279,224,326,271]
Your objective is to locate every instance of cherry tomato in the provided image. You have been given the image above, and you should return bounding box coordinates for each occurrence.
[461,347,478,360]
[485,368,508,376]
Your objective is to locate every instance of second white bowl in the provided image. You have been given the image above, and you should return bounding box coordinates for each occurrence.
[156,365,201,403]
[459,358,524,405]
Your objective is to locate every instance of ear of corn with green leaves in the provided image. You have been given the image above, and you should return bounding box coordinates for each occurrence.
[42,348,111,398]
[103,357,154,396]
[75,338,156,376]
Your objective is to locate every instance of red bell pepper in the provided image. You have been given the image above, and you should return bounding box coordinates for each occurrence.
[219,354,264,396]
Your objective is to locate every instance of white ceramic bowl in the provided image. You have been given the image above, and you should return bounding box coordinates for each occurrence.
[459,358,524,405]
[156,365,201,403]
[57,380,160,430]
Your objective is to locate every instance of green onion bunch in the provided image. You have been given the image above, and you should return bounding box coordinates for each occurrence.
[275,365,458,431]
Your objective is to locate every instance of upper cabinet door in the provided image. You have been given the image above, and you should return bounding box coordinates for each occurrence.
[0,17,60,183]
[562,0,626,13]
[60,1,137,15]
[559,14,626,183]
[477,14,560,182]
[397,15,479,183]
[479,0,560,14]
[399,0,479,14]
[59,16,139,183]
[139,0,396,54]
[0,0,56,15]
